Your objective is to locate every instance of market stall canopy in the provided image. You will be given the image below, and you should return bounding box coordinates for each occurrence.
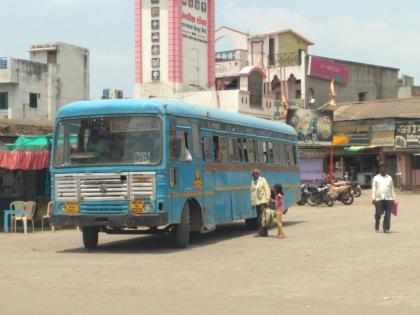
[344,145,377,152]
[0,136,51,170]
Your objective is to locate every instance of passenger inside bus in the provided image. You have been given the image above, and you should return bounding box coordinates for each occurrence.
[87,129,111,162]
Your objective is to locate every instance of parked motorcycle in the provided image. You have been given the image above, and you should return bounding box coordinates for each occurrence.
[308,183,334,207]
[349,181,362,197]
[329,184,354,205]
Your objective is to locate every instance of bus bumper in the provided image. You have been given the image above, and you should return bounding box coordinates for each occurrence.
[51,213,168,228]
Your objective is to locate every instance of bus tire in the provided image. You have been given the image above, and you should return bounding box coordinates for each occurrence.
[82,227,98,249]
[245,218,258,230]
[173,204,190,248]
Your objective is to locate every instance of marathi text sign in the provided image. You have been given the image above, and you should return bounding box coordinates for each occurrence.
[333,121,370,146]
[286,109,333,146]
[371,119,395,147]
[309,56,349,85]
[395,119,420,149]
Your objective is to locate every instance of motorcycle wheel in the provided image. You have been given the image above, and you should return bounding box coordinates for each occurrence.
[341,193,354,205]
[297,199,306,206]
[353,187,361,197]
[307,194,320,206]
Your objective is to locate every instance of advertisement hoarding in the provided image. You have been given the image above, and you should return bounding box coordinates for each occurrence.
[286,109,333,146]
[395,119,420,149]
[309,56,349,85]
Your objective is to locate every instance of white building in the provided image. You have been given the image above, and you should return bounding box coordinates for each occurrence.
[0,42,89,120]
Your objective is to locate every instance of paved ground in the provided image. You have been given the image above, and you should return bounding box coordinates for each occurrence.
[1,190,420,315]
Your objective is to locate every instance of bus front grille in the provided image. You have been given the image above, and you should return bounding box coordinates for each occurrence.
[79,173,129,201]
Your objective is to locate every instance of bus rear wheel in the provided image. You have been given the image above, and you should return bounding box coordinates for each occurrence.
[82,227,99,249]
[173,204,190,248]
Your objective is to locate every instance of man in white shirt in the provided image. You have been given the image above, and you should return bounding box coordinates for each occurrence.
[371,162,395,233]
[250,169,271,236]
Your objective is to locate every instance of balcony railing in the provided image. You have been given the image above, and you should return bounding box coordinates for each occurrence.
[269,52,301,67]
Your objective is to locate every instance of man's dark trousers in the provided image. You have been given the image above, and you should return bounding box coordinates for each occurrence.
[375,200,392,231]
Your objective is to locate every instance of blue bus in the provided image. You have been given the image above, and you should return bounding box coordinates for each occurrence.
[51,99,300,248]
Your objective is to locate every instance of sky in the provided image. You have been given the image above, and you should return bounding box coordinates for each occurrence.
[1,0,420,99]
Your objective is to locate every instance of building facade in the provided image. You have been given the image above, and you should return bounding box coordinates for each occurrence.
[307,56,399,107]
[0,42,89,120]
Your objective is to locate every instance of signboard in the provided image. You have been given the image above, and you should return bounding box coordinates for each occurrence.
[395,119,420,149]
[309,56,349,85]
[182,0,208,44]
[371,119,395,147]
[216,50,238,61]
[333,121,370,146]
[286,109,333,146]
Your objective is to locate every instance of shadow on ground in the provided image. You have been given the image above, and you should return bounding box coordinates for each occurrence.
[58,220,306,254]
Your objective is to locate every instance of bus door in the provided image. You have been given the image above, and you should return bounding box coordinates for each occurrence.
[201,131,216,229]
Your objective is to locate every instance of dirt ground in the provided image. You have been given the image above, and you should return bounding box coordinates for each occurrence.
[1,190,420,315]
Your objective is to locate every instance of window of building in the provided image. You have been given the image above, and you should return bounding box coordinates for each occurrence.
[29,93,39,108]
[358,92,368,102]
[249,71,263,108]
[268,38,275,66]
[0,92,8,109]
[47,51,57,64]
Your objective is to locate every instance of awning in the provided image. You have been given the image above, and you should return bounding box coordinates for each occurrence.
[344,146,377,153]
[0,136,51,170]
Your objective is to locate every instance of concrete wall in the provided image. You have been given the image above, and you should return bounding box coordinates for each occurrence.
[216,27,249,51]
[0,43,89,120]
[308,59,399,106]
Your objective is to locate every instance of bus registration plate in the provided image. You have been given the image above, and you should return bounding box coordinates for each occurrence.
[131,200,144,214]
[66,202,79,215]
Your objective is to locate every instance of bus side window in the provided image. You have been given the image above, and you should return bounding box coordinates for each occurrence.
[203,137,212,161]
[228,137,239,162]
[281,143,288,166]
[247,139,256,163]
[176,130,192,162]
[219,136,229,162]
[257,140,265,163]
[272,142,281,164]
[267,142,274,164]
[237,138,244,162]
[243,139,248,162]
[191,124,201,158]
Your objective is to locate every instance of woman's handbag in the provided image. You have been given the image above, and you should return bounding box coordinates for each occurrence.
[391,201,398,216]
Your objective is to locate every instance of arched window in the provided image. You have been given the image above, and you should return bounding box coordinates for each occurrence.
[249,71,263,108]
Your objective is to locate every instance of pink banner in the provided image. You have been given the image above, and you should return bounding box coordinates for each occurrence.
[309,56,349,85]
[0,151,50,170]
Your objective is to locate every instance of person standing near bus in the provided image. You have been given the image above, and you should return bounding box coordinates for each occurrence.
[250,169,271,236]
[272,183,286,239]
[372,162,396,233]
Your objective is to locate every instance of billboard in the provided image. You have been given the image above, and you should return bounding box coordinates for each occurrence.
[309,56,349,85]
[395,119,420,149]
[286,109,333,146]
[333,121,371,146]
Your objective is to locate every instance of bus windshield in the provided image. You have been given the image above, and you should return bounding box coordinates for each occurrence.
[54,116,162,167]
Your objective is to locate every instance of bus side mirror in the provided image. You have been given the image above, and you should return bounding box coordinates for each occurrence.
[171,138,182,158]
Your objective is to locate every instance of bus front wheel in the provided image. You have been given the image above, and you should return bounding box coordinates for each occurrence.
[82,227,99,249]
[173,204,190,248]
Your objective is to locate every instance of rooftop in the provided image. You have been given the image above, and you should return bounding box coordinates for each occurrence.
[327,97,420,121]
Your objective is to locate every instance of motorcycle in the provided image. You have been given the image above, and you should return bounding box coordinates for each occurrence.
[308,183,334,207]
[349,181,362,197]
[329,184,354,205]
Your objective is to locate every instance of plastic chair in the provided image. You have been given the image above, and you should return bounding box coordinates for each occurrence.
[14,201,37,234]
[42,201,54,232]
[9,201,26,232]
